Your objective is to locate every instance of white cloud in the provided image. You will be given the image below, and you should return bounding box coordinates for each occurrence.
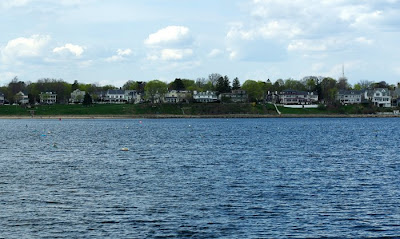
[355,37,374,45]
[227,21,301,41]
[161,49,192,61]
[208,49,223,58]
[53,43,84,57]
[148,49,193,61]
[144,26,192,47]
[144,26,195,62]
[105,48,132,62]
[1,35,50,63]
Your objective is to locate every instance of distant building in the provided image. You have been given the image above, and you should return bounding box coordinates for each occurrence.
[40,92,57,104]
[266,91,279,104]
[105,89,125,103]
[364,88,392,107]
[336,90,363,105]
[0,92,4,105]
[279,89,318,105]
[15,91,29,104]
[70,89,86,103]
[391,88,400,107]
[95,89,141,104]
[164,90,191,103]
[125,90,141,104]
[193,91,218,103]
[219,89,248,103]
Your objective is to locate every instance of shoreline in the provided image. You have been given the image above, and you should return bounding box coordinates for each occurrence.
[0,114,399,119]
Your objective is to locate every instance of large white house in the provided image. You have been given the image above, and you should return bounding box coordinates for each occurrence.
[40,92,57,104]
[364,88,392,107]
[105,89,125,103]
[70,89,86,103]
[336,90,363,104]
[164,90,191,103]
[15,91,29,104]
[193,91,218,103]
[279,89,318,105]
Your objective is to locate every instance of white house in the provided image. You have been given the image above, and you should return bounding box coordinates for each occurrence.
[70,89,86,103]
[164,90,191,103]
[15,91,29,104]
[193,91,218,103]
[336,90,363,105]
[279,89,318,105]
[105,89,125,103]
[364,88,392,107]
[125,90,142,104]
[40,92,57,104]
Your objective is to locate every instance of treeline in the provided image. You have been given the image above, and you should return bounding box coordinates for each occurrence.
[0,74,397,104]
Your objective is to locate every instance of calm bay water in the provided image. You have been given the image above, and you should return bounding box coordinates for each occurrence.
[0,118,399,238]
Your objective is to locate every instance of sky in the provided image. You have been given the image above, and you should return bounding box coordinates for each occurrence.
[1,0,400,87]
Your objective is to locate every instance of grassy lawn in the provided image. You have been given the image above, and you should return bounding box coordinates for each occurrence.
[0,103,388,116]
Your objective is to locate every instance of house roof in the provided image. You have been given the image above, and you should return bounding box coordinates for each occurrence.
[365,88,390,97]
[107,89,125,95]
[280,89,316,95]
[337,90,364,95]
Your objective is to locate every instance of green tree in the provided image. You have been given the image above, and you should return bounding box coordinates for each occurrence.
[122,80,138,90]
[232,77,241,90]
[302,76,319,92]
[353,83,362,91]
[272,79,285,92]
[284,78,306,91]
[169,78,185,91]
[242,80,263,102]
[320,77,338,104]
[203,81,216,91]
[208,73,222,87]
[181,79,196,91]
[145,80,168,103]
[83,92,93,105]
[71,80,79,91]
[216,76,231,94]
[195,77,207,89]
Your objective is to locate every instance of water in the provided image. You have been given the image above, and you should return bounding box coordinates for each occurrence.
[0,118,399,238]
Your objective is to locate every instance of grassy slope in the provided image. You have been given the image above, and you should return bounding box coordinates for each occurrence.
[0,103,389,116]
[0,103,277,116]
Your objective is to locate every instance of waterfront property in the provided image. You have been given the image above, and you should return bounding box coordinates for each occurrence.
[193,91,218,103]
[15,91,29,105]
[164,90,191,103]
[39,92,57,104]
[219,89,248,103]
[364,88,392,107]
[105,89,125,103]
[279,89,319,105]
[70,89,86,103]
[266,91,279,104]
[336,90,363,105]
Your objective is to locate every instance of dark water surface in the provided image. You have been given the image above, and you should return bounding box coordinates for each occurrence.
[0,118,399,238]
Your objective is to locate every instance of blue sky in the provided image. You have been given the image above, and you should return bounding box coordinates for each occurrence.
[1,0,400,87]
